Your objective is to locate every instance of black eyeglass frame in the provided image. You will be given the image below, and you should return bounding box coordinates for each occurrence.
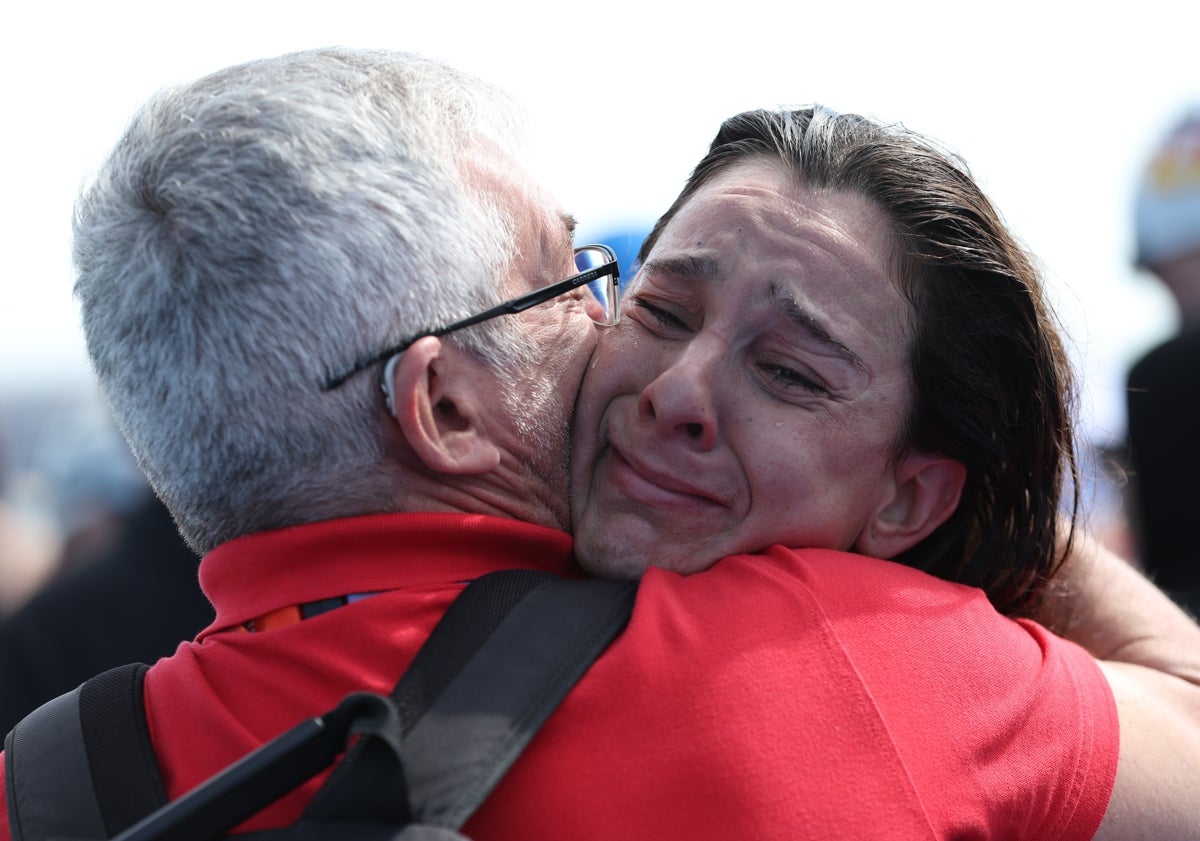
[322,244,620,391]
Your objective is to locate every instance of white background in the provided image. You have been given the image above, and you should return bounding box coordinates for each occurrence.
[2,0,1197,447]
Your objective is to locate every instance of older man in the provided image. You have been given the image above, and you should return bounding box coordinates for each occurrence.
[2,47,611,838]
[1,50,1194,841]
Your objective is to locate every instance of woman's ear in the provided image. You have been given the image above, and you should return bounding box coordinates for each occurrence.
[854,450,966,559]
[384,336,502,475]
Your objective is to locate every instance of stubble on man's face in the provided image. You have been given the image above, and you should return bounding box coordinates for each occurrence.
[466,145,599,530]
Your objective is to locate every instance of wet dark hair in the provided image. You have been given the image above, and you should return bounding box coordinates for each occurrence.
[639,107,1077,618]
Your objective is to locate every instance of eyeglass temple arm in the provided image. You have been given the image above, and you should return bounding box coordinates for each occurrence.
[429,262,619,338]
[322,258,619,390]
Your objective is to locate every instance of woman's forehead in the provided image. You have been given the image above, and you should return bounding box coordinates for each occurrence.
[637,161,912,360]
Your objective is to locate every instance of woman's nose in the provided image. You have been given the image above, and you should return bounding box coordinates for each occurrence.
[636,340,722,451]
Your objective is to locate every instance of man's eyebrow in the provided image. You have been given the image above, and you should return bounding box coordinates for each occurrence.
[770,283,868,374]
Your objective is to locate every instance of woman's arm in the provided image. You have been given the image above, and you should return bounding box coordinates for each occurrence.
[1036,528,1200,685]
[1036,530,1200,840]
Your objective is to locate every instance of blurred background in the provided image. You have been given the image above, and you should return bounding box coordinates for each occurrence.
[1,0,1197,612]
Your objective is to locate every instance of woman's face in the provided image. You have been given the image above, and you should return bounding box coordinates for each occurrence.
[570,159,926,577]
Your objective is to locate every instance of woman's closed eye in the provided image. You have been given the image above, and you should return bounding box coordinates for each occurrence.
[632,296,693,333]
[756,361,832,398]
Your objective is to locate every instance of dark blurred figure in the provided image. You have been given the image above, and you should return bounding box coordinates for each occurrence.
[1125,107,1200,615]
[0,490,212,735]
[0,416,61,616]
[0,494,59,619]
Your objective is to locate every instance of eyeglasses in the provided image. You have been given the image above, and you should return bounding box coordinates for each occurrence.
[322,244,620,391]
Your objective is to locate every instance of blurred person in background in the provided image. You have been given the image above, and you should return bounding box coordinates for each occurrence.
[1125,106,1200,615]
[0,407,212,735]
[0,428,60,617]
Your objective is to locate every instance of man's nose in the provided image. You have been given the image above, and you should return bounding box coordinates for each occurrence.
[636,339,722,451]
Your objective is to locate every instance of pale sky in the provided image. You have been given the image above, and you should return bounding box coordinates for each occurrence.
[2,0,1197,446]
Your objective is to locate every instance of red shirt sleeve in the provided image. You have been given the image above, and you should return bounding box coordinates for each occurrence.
[1,757,12,841]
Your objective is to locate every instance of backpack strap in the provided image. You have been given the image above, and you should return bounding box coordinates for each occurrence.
[5,663,166,841]
[304,570,637,830]
[404,574,635,829]
[302,568,561,824]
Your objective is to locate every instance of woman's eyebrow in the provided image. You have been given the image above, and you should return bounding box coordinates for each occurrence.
[769,283,867,374]
[641,254,720,283]
[560,213,578,246]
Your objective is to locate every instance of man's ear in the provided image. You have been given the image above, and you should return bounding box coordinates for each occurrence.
[384,336,501,476]
[853,450,966,559]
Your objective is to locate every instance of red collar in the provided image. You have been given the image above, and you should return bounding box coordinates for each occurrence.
[197,512,577,638]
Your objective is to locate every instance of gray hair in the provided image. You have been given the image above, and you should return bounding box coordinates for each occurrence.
[74,48,537,552]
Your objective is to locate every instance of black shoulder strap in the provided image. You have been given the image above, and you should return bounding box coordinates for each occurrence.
[305,571,637,831]
[5,663,166,841]
[300,568,559,824]
[408,574,635,829]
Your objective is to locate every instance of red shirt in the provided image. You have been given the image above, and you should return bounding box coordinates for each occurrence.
[1,512,1118,840]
